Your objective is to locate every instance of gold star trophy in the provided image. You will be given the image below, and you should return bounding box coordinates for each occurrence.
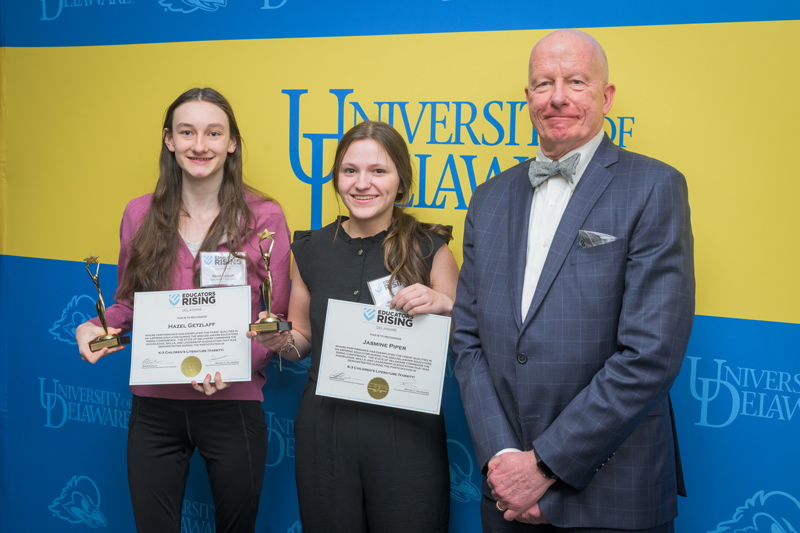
[84,255,130,352]
[249,229,291,332]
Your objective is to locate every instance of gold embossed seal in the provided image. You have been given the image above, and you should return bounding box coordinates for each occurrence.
[181,356,202,378]
[367,377,390,400]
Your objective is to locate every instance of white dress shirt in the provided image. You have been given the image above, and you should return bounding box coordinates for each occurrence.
[493,130,607,460]
[520,129,605,320]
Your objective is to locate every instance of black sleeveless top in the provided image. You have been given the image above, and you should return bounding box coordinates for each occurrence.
[291,217,447,382]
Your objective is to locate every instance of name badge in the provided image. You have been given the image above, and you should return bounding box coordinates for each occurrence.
[367,275,405,307]
[200,252,248,287]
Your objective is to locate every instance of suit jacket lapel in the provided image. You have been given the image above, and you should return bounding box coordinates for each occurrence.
[508,161,535,331]
[522,136,619,329]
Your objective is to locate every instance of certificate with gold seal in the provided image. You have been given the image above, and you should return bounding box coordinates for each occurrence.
[129,286,252,385]
[315,299,451,415]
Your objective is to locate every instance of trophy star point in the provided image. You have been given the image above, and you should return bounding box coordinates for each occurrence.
[258,229,275,241]
[83,254,100,264]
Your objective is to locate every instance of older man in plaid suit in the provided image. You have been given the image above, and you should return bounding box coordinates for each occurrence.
[452,29,695,532]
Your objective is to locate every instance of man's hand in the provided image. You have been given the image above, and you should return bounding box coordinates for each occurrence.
[487,450,555,522]
[514,503,550,525]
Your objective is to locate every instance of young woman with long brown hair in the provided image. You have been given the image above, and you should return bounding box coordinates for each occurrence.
[252,121,458,532]
[76,87,290,532]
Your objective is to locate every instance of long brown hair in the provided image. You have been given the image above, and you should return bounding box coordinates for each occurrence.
[331,121,452,291]
[117,87,269,299]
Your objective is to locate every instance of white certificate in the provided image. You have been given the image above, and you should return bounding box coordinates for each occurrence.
[316,299,451,415]
[130,286,252,385]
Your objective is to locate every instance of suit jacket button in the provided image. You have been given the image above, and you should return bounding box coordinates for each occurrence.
[517,353,528,364]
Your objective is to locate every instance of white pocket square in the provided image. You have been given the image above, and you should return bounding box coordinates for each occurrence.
[577,230,617,248]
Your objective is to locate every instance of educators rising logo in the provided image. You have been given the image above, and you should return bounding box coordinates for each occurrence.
[688,357,800,428]
[375,309,413,328]
[709,490,800,532]
[173,290,216,306]
[363,308,376,321]
[49,475,107,528]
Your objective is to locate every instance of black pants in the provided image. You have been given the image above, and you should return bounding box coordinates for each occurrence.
[294,380,450,533]
[127,395,268,533]
[480,496,675,533]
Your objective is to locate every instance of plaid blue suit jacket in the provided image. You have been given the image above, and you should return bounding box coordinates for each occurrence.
[452,135,695,529]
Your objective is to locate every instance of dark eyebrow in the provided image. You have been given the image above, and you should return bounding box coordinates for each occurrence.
[174,123,226,130]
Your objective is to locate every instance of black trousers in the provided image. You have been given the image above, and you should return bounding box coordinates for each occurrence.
[294,380,450,533]
[127,395,268,533]
[480,496,675,533]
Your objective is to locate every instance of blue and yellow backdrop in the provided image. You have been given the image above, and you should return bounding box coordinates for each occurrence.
[1,1,799,531]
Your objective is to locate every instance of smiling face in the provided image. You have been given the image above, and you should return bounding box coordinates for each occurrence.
[336,138,402,234]
[525,30,616,160]
[163,100,237,185]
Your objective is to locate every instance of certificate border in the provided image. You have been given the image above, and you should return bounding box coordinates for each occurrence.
[129,285,252,385]
[315,299,451,415]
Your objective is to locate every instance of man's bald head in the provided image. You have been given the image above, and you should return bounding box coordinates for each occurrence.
[524,29,616,159]
[528,29,609,85]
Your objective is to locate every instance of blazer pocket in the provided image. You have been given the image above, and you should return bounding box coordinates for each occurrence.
[568,237,627,265]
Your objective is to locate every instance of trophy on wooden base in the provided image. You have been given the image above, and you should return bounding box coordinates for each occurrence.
[84,255,130,352]
[249,229,291,333]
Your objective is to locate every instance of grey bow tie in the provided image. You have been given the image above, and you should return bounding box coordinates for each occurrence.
[528,153,581,188]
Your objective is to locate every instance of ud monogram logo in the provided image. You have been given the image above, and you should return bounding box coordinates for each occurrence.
[265,411,296,467]
[49,475,107,528]
[709,490,800,533]
[688,357,800,428]
[283,89,354,230]
[39,378,131,430]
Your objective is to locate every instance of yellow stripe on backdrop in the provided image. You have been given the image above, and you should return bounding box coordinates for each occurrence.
[3,21,799,323]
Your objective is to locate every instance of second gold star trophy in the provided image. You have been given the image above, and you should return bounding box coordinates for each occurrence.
[84,255,131,352]
[249,229,292,333]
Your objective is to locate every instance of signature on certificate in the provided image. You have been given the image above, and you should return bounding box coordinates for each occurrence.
[329,371,364,385]
[141,358,171,368]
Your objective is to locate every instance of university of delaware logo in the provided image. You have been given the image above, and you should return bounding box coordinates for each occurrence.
[49,476,107,528]
[40,0,133,21]
[159,0,227,13]
[282,89,353,230]
[688,357,800,428]
[709,490,800,532]
[282,89,637,230]
[50,295,97,345]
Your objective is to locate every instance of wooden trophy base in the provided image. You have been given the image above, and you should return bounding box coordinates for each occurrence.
[89,334,131,352]
[249,320,292,333]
